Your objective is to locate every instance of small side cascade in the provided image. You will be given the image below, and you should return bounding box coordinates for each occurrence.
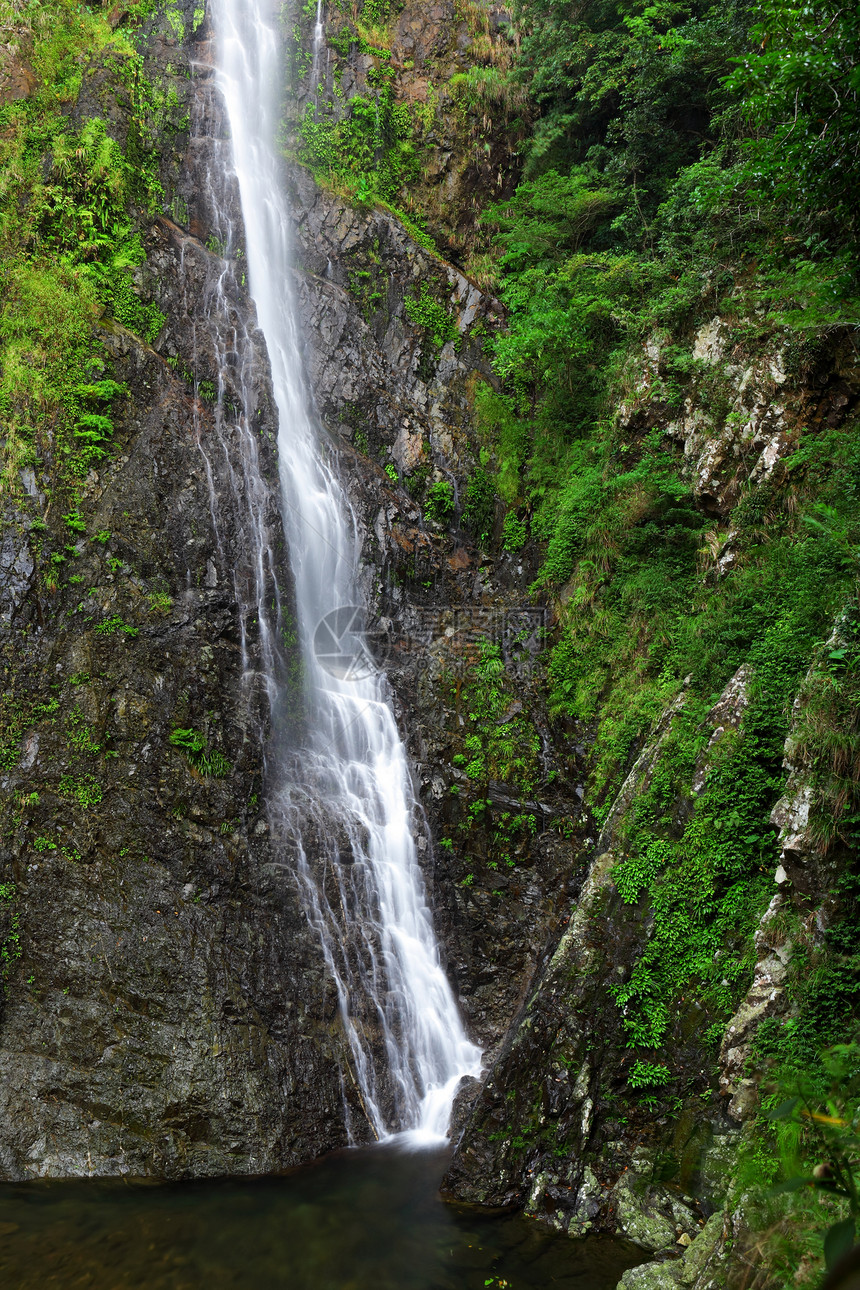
[310,0,326,92]
[208,0,482,1142]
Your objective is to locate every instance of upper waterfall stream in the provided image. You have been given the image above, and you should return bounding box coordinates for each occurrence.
[212,0,481,1142]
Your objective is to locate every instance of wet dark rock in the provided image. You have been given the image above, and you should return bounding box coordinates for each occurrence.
[0,518,35,625]
[0,10,368,1180]
[0,292,373,1175]
[447,1074,482,1144]
[0,0,574,1178]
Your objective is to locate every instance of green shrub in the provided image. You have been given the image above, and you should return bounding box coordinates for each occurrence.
[58,773,103,809]
[502,512,527,552]
[462,468,496,544]
[296,84,421,205]
[169,728,231,778]
[403,283,458,349]
[424,479,455,524]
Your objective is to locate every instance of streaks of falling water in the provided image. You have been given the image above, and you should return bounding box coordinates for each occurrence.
[210,0,482,1143]
[310,0,326,91]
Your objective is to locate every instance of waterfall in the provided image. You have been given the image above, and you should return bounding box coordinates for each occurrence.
[310,0,325,90]
[211,0,482,1143]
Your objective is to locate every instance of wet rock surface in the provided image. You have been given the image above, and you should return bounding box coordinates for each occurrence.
[0,0,578,1177]
[286,162,500,478]
[0,322,360,1177]
[0,8,363,1179]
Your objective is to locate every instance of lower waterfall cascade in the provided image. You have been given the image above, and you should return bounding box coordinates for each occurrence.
[211,0,482,1142]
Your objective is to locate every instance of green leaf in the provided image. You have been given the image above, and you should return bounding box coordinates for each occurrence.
[766,1097,801,1121]
[769,1177,811,1195]
[824,1217,855,1271]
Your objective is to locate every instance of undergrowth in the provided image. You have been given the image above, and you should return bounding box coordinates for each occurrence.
[463,1,860,1278]
[0,0,178,507]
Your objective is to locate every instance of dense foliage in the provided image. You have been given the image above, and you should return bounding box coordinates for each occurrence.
[453,0,860,1278]
[0,0,186,512]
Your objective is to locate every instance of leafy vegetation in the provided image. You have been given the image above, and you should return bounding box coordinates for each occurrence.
[736,1042,860,1282]
[58,772,103,809]
[609,611,816,1060]
[169,728,232,778]
[458,642,541,794]
[0,881,22,992]
[469,0,860,917]
[0,0,173,508]
[403,284,459,349]
[424,479,455,525]
[461,467,497,543]
[458,0,860,1278]
[296,86,421,206]
[444,641,544,886]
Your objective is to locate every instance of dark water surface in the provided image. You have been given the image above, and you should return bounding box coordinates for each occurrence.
[0,1143,644,1289]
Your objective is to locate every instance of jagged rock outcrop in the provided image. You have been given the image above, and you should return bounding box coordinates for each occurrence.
[285,163,500,478]
[715,618,851,1122]
[618,1211,728,1290]
[440,662,762,1252]
[442,566,855,1278]
[620,320,858,540]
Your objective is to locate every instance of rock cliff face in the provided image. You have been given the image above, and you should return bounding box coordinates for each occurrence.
[0,255,362,1177]
[290,0,519,258]
[0,0,576,1175]
[439,663,835,1288]
[440,315,859,1272]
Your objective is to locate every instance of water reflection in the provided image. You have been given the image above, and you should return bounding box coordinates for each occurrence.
[0,1144,644,1289]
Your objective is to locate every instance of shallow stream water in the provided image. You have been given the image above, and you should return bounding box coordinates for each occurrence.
[0,1144,643,1289]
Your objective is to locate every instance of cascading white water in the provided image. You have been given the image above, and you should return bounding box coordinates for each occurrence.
[213,0,482,1142]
